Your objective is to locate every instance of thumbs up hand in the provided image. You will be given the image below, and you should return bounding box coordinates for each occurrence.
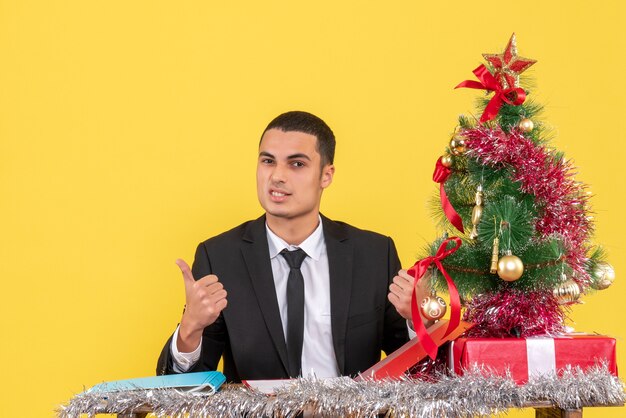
[176,259,228,353]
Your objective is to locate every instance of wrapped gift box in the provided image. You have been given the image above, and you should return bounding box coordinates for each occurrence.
[449,335,618,384]
[357,319,473,380]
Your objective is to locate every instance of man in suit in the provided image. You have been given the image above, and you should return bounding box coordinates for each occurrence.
[157,111,422,381]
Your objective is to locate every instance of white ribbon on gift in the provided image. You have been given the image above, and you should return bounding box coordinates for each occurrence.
[526,337,557,378]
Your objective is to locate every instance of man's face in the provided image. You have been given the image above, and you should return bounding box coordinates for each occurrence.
[256,128,334,222]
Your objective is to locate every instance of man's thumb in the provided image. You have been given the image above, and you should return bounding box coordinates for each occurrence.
[175,259,195,285]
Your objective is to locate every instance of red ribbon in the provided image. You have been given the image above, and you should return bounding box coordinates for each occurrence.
[408,237,462,360]
[455,64,526,123]
[433,157,464,233]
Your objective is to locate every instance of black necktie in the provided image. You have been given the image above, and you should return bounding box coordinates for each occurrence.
[280,248,307,378]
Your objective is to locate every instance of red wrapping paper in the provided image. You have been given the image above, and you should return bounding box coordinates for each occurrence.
[356,319,473,380]
[449,335,618,385]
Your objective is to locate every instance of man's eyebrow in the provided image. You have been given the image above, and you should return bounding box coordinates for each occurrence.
[287,153,311,161]
[258,151,312,161]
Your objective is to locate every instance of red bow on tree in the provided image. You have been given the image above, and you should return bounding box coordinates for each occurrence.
[455,64,527,123]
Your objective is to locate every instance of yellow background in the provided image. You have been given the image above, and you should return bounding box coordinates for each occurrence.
[1,1,624,416]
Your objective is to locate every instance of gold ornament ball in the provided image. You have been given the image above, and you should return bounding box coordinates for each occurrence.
[420,295,447,321]
[497,254,524,282]
[592,262,615,290]
[553,279,581,305]
[518,118,534,132]
[449,135,466,155]
[441,155,453,167]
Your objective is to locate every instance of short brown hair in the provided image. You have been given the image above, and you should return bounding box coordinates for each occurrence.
[261,111,336,166]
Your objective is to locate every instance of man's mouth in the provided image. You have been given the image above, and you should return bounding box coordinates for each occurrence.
[269,189,290,202]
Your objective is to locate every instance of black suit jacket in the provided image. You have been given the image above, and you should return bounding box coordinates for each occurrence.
[157,214,408,382]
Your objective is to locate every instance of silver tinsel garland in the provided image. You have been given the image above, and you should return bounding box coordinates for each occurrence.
[59,365,624,418]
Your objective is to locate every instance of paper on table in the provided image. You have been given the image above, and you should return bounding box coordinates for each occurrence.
[242,379,294,395]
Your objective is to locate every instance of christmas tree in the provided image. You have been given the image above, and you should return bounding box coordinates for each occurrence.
[422,34,615,338]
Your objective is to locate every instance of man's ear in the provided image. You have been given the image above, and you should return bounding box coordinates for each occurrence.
[321,164,335,189]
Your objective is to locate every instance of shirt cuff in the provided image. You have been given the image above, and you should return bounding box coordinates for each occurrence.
[171,325,202,373]
[406,319,416,339]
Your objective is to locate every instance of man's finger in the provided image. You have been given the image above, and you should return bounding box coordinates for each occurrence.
[398,269,414,281]
[209,289,228,301]
[205,283,226,297]
[389,283,404,298]
[175,259,195,285]
[196,274,219,287]
[215,298,228,312]
[392,276,410,291]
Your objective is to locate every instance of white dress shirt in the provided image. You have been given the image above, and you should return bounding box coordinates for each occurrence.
[172,217,341,377]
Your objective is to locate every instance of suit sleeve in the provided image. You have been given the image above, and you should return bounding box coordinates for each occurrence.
[156,242,228,375]
[382,236,409,355]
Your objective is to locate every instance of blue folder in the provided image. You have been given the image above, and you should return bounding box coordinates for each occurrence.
[88,371,226,394]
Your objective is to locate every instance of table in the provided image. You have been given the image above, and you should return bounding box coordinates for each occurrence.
[92,402,625,418]
[61,385,624,418]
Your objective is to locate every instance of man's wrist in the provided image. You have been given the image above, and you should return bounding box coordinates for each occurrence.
[171,326,202,372]
[178,317,203,353]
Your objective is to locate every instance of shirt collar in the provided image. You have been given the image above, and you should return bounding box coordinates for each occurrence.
[265,216,324,261]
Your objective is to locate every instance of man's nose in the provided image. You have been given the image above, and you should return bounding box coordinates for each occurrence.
[270,163,287,183]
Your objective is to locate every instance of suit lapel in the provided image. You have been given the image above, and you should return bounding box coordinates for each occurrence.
[241,215,289,375]
[322,214,353,375]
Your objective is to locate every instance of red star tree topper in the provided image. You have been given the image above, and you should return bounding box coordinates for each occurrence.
[482,33,536,89]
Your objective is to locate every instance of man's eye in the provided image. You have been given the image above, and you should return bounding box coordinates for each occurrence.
[261,158,274,164]
[291,161,305,167]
